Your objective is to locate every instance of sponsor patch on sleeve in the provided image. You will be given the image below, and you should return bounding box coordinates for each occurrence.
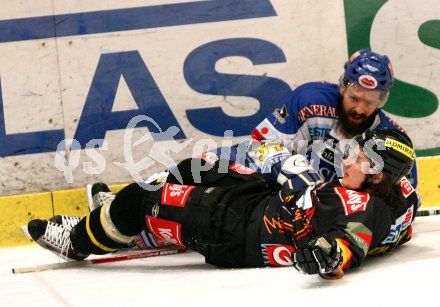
[161,183,195,207]
[381,206,414,244]
[334,187,370,215]
[264,245,295,266]
[229,162,256,175]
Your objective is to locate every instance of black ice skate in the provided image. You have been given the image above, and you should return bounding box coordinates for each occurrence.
[86,182,115,211]
[27,219,89,261]
[49,215,82,228]
[21,215,81,241]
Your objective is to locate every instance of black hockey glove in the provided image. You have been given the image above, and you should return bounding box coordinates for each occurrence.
[292,235,343,279]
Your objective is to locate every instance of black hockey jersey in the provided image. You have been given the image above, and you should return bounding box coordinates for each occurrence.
[161,158,418,270]
[256,178,418,270]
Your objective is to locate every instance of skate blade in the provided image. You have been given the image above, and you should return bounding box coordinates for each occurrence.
[20,225,32,240]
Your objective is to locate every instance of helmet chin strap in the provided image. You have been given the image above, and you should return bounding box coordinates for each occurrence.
[359,174,377,192]
[339,175,374,191]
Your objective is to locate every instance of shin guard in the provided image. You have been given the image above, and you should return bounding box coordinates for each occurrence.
[71,183,147,255]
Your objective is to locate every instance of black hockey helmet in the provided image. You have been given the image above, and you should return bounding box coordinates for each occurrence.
[354,128,415,184]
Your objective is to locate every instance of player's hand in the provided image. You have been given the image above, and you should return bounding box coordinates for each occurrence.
[292,235,343,279]
[277,155,323,186]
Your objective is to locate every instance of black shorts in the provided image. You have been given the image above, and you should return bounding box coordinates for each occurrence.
[142,179,273,268]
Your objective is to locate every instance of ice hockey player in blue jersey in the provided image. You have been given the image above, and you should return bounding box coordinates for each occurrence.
[233,49,419,190]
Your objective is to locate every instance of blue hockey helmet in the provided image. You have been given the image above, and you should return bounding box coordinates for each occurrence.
[341,49,395,93]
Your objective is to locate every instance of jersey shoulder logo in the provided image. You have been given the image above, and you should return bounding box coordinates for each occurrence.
[334,186,370,215]
[272,104,289,124]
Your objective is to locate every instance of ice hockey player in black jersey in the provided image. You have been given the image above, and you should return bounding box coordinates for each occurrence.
[27,128,418,279]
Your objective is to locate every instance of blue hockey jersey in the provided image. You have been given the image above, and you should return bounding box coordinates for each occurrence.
[221,82,419,188]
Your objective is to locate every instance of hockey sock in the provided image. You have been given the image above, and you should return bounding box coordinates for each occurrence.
[71,183,149,255]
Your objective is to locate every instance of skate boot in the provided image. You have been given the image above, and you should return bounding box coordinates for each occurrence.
[49,215,82,228]
[21,215,82,241]
[27,219,89,261]
[86,182,115,211]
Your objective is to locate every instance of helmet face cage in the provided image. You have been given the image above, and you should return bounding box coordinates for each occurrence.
[349,129,414,184]
[340,49,394,107]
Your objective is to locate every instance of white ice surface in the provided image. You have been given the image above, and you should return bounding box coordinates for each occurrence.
[1,215,440,307]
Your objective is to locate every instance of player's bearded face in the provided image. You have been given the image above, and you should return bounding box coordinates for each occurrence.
[339,84,383,137]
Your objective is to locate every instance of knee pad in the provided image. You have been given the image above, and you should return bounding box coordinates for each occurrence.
[107,182,149,236]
